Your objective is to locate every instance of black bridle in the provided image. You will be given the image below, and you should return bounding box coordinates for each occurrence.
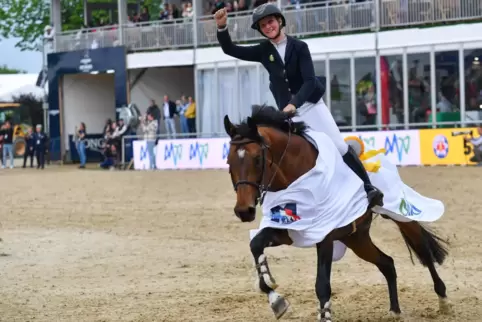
[229,126,292,206]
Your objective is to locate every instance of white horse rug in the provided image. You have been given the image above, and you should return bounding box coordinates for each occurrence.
[331,137,446,261]
[249,130,369,248]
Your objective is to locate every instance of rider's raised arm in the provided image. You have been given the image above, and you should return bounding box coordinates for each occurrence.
[289,42,317,108]
[217,26,262,63]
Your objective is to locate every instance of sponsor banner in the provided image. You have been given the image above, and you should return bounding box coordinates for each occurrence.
[132,129,421,170]
[419,128,477,165]
[133,140,151,170]
[69,133,106,162]
[341,130,421,166]
[156,138,230,170]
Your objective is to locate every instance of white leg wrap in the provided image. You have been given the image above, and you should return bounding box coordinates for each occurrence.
[255,254,278,291]
[317,300,332,321]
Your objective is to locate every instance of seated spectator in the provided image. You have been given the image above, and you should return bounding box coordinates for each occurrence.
[100,144,117,170]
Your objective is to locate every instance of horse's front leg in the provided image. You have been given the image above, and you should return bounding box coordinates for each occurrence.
[250,227,292,320]
[315,237,334,322]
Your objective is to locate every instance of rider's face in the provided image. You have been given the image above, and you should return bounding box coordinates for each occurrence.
[259,16,280,39]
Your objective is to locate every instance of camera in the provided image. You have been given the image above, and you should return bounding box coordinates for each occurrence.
[451,130,473,137]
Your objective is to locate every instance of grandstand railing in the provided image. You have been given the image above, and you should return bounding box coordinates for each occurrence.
[51,0,482,53]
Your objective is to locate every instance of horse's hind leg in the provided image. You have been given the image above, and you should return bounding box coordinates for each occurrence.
[250,228,292,320]
[342,229,402,317]
[425,261,452,314]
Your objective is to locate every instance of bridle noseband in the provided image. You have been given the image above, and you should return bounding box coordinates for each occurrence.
[229,122,293,206]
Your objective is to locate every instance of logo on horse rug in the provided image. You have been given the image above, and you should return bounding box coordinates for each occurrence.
[270,203,300,224]
[399,198,422,217]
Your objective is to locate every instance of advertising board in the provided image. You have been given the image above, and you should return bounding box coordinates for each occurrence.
[341,130,421,166]
[155,138,230,170]
[132,129,424,170]
[418,127,477,165]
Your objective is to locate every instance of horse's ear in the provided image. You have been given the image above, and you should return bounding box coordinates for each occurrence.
[224,115,236,138]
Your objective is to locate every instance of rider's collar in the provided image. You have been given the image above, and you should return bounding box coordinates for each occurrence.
[269,35,287,46]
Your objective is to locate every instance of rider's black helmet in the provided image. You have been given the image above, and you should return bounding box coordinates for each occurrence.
[250,3,286,31]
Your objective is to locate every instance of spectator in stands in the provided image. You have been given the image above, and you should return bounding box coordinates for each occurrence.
[140,6,150,22]
[75,122,87,169]
[147,99,161,134]
[100,144,117,170]
[0,121,14,169]
[140,112,158,170]
[159,4,170,20]
[34,124,47,170]
[185,96,197,137]
[111,119,128,164]
[182,2,194,19]
[162,95,178,138]
[23,127,35,168]
[177,96,189,134]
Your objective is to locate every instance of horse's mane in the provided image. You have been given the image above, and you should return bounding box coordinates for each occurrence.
[234,104,307,140]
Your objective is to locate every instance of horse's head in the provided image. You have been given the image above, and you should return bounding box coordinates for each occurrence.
[224,115,267,222]
[224,106,301,222]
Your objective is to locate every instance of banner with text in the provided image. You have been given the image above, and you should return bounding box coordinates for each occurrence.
[419,127,477,165]
[132,129,422,170]
[343,130,421,166]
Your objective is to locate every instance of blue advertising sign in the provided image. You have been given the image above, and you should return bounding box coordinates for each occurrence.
[69,133,106,162]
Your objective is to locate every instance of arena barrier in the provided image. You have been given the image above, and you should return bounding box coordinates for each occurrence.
[128,127,479,169]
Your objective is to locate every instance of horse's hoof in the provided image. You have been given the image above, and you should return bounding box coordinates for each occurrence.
[317,311,332,322]
[387,310,403,321]
[270,294,290,320]
[317,302,333,322]
[438,297,453,315]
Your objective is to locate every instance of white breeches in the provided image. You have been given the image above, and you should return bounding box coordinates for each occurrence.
[291,98,349,155]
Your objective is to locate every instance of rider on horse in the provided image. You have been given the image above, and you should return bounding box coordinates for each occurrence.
[214,4,384,206]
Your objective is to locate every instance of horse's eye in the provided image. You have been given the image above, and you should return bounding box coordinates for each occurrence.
[255,155,262,167]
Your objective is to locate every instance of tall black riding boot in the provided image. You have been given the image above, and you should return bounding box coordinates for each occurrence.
[342,146,384,207]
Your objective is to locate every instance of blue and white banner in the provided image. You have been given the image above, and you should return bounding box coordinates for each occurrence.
[132,130,421,170]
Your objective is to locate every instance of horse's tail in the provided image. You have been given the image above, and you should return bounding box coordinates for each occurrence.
[392,220,449,266]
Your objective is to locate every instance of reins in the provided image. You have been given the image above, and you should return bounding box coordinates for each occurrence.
[230,119,293,206]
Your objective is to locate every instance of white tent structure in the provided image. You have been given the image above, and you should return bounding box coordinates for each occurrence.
[0,74,47,102]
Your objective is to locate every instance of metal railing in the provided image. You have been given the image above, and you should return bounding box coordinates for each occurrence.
[50,0,482,53]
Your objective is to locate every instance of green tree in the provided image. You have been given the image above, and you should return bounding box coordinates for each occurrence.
[0,64,27,74]
[0,0,134,52]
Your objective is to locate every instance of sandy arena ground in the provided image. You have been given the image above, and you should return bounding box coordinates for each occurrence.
[1,166,481,322]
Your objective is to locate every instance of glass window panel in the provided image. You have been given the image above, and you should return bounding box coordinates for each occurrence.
[198,69,216,136]
[217,68,236,135]
[407,53,431,127]
[314,60,327,99]
[435,51,459,128]
[382,55,404,129]
[237,66,259,121]
[329,59,351,127]
[463,49,482,124]
[354,57,376,130]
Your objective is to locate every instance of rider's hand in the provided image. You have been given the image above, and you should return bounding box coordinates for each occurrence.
[214,8,228,28]
[283,104,296,113]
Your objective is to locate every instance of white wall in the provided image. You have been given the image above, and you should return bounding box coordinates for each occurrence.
[62,74,116,150]
[126,22,482,69]
[129,67,194,113]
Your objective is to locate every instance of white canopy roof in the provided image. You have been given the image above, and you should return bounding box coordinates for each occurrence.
[0,74,47,102]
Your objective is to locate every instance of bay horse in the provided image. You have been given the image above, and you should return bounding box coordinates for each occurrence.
[223,105,451,321]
